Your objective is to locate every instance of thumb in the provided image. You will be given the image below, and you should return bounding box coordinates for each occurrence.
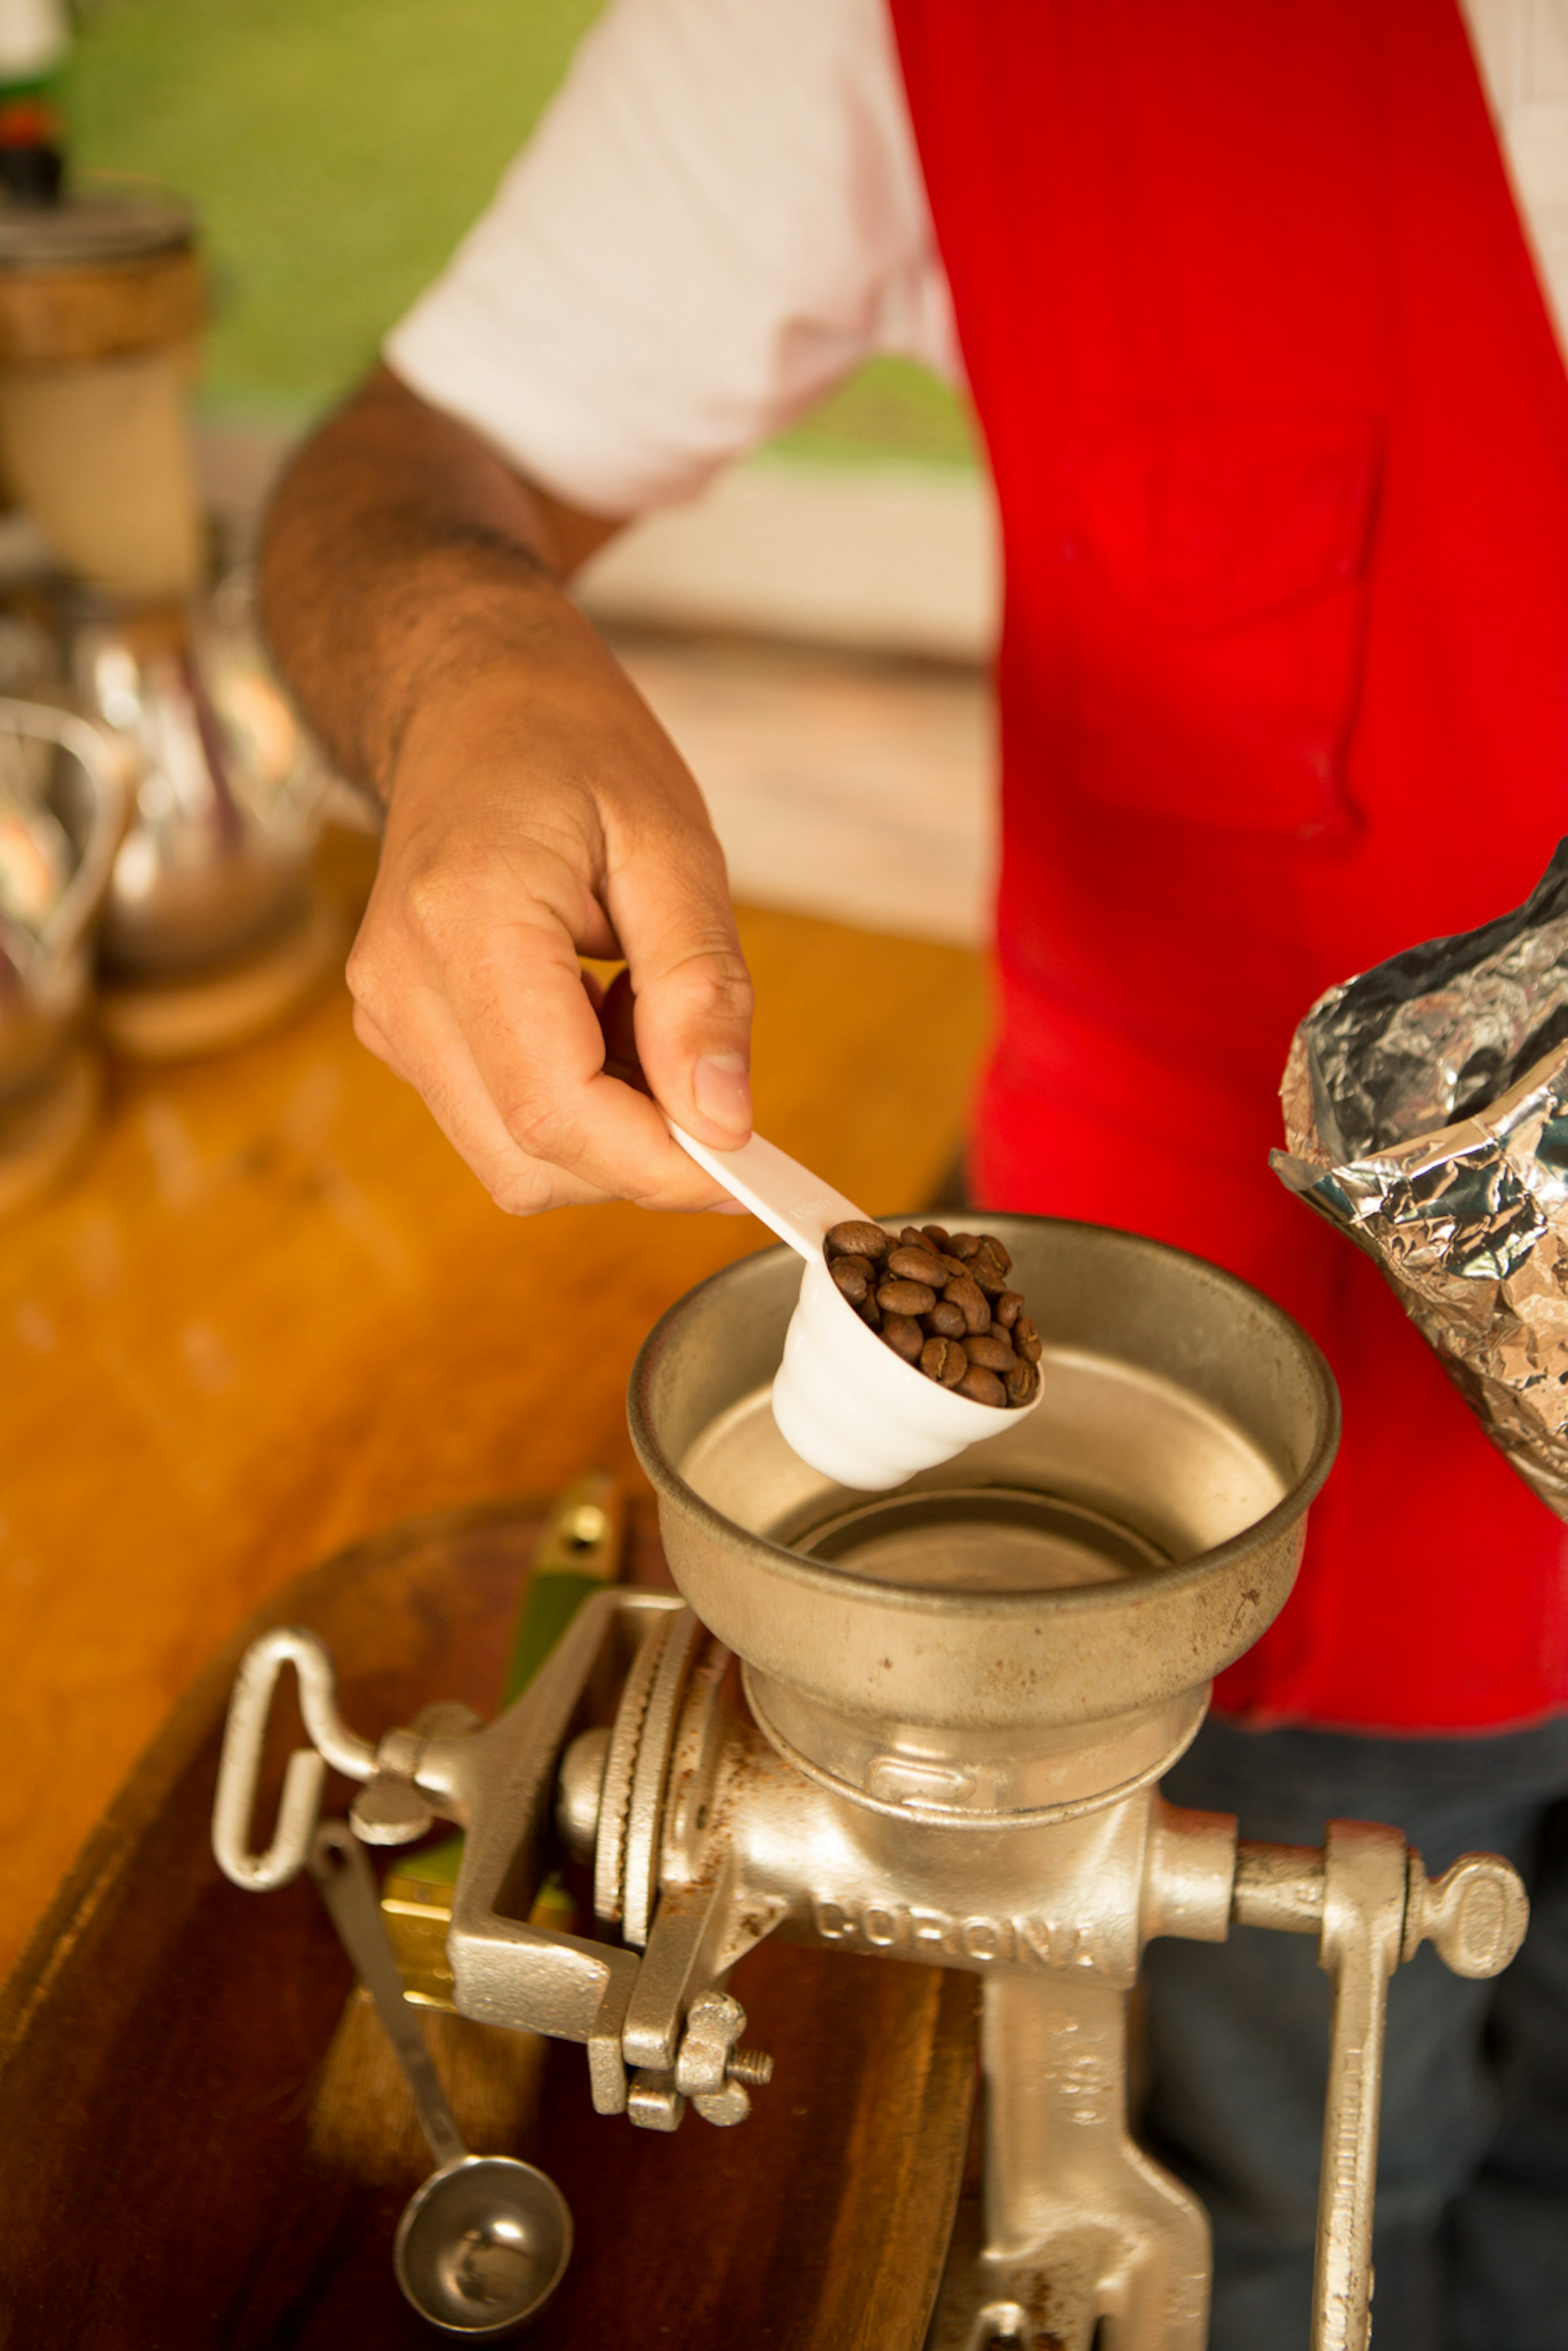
[609,831,755,1150]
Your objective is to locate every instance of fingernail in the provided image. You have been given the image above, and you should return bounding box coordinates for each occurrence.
[693,1052,753,1138]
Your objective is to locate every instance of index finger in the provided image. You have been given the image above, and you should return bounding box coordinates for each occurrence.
[448,900,737,1210]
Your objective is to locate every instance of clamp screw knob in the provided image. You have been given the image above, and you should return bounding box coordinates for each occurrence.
[1405,1850,1529,1977]
[349,1773,433,1847]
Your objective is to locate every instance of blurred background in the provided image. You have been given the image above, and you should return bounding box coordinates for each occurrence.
[73,0,971,455]
[2,0,1000,1994]
[70,0,999,942]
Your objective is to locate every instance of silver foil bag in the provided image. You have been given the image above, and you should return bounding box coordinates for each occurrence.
[1272,839,1568,1517]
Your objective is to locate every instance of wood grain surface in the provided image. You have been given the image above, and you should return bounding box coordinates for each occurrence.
[0,826,989,1985]
[0,1499,978,2350]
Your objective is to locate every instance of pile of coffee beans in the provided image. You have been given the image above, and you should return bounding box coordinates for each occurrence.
[823,1221,1042,1409]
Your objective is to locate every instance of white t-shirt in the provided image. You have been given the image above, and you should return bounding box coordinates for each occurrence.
[386,0,1568,519]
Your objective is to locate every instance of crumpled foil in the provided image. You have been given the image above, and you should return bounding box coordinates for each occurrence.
[1271,839,1568,1517]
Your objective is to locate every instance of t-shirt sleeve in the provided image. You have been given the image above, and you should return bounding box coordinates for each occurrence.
[383,0,958,516]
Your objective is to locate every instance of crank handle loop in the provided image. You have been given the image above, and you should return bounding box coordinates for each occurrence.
[212,1626,378,1891]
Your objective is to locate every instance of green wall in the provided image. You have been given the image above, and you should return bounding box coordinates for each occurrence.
[65,0,976,465]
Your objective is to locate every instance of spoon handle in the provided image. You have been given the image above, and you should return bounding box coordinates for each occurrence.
[667,1122,869,1257]
[308,1820,468,2173]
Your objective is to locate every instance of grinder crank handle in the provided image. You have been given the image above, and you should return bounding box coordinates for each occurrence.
[1237,1823,1528,2351]
[308,1820,468,2173]
[1315,1829,1530,2351]
[1311,1824,1407,2351]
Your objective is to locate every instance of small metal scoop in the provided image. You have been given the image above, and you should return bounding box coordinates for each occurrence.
[307,1823,572,2338]
[668,1122,1040,1490]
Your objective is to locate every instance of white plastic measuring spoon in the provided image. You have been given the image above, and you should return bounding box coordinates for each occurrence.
[668,1122,1039,1491]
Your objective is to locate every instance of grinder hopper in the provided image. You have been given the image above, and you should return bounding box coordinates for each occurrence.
[633,1216,1336,1820]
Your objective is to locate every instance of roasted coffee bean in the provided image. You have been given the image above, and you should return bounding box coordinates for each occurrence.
[882,1313,924,1363]
[829,1256,873,1305]
[820,1221,1036,1430]
[943,1274,991,1334]
[970,1258,1010,1298]
[920,1335,968,1387]
[826,1220,890,1262]
[887,1244,946,1285]
[964,1333,1016,1374]
[878,1277,938,1316]
[1011,1317,1042,1364]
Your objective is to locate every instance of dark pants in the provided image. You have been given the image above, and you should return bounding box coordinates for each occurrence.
[1143,1713,1568,2351]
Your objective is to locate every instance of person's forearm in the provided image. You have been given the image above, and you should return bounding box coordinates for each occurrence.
[255,365,754,1218]
[258,364,620,801]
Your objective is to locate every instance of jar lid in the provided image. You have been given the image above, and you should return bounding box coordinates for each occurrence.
[0,177,195,270]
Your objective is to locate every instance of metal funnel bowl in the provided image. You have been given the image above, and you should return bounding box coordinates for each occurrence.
[631,1217,1338,1818]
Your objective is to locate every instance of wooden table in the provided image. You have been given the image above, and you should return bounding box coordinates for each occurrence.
[0,1496,978,2349]
[0,826,989,1985]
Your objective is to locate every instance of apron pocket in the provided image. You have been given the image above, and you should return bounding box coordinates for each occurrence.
[1060,402,1383,837]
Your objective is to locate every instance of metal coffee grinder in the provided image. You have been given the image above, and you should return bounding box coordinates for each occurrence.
[214,1217,1529,2349]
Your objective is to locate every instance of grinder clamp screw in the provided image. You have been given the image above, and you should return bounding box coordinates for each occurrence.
[1403,1848,1530,1976]
[726,2047,775,2088]
[673,1990,773,2127]
[348,1707,482,1848]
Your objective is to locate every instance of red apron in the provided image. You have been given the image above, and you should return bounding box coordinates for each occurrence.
[891,0,1568,1730]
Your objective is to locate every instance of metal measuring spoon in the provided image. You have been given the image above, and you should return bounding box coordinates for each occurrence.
[307,1823,572,2338]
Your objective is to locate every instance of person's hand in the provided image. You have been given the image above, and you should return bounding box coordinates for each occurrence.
[260,365,753,1213]
[345,603,754,1215]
